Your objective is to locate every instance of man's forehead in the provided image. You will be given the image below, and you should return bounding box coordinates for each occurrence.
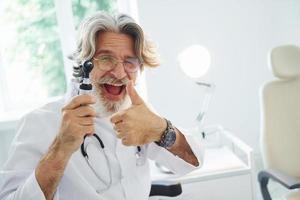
[95,49,114,55]
[96,32,135,57]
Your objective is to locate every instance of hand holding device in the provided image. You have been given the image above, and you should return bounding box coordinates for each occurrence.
[57,60,96,155]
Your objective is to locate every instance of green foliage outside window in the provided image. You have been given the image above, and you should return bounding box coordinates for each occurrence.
[72,0,117,28]
[2,0,116,97]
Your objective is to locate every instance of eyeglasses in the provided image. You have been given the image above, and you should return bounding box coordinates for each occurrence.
[93,55,141,73]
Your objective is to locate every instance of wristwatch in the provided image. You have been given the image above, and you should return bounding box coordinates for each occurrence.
[155,119,176,149]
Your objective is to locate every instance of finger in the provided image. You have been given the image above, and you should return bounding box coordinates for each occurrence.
[114,121,124,129]
[74,106,96,117]
[110,111,126,124]
[126,81,144,105]
[121,137,130,146]
[112,122,126,138]
[63,94,96,110]
[115,130,125,139]
[81,125,94,135]
[77,117,94,126]
[114,121,129,132]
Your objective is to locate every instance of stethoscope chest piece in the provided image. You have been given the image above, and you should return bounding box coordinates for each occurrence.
[135,146,146,166]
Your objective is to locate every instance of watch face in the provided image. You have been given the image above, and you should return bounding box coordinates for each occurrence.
[164,130,176,148]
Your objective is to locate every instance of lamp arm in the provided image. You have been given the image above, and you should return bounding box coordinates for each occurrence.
[195,81,215,128]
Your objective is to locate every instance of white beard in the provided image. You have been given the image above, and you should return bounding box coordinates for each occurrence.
[91,87,131,118]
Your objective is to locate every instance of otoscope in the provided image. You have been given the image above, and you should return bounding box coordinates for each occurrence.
[79,60,94,95]
[79,59,104,157]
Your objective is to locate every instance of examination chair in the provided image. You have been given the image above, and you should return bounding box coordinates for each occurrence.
[258,45,300,200]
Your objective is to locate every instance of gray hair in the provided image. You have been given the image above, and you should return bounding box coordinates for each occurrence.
[70,11,159,78]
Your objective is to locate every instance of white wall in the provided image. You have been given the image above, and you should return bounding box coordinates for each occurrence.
[137,0,300,153]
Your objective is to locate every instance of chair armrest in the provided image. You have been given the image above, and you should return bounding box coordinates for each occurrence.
[258,169,300,200]
[150,180,182,197]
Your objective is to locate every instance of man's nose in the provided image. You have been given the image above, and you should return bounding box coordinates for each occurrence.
[110,62,127,79]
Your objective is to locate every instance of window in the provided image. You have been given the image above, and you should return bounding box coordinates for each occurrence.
[0,0,65,115]
[72,0,117,28]
[0,0,117,118]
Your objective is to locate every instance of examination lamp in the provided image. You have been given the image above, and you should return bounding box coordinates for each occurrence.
[178,45,215,131]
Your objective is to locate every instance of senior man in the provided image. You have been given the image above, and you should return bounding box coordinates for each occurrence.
[0,12,203,200]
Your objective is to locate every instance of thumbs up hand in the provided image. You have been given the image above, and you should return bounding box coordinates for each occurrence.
[110,81,167,146]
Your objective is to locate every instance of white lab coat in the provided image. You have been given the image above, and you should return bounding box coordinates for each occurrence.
[0,97,203,200]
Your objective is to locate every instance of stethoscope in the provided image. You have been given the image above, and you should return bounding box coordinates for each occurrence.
[78,60,146,190]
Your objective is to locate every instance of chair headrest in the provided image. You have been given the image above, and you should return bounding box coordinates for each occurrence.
[269,45,300,80]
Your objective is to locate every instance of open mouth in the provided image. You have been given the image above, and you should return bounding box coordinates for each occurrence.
[99,83,126,101]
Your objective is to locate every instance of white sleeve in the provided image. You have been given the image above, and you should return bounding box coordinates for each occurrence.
[147,127,204,176]
[0,170,59,200]
[0,113,59,200]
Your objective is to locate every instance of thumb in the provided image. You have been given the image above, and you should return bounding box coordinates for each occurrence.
[126,81,144,105]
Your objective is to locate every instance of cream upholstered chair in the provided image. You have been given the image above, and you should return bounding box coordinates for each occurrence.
[258,45,300,200]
